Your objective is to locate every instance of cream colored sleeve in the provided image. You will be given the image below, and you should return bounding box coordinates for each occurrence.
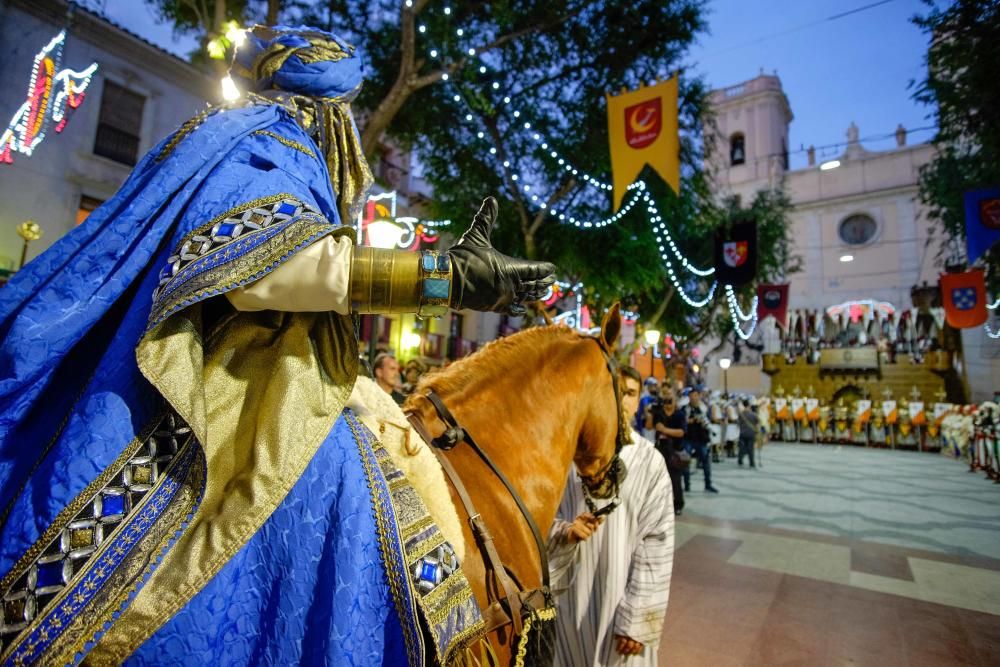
[226,235,353,313]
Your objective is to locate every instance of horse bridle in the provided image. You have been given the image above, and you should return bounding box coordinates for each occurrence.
[403,335,629,638]
[578,340,630,517]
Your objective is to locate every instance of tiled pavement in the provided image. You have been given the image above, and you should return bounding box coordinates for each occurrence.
[658,443,1000,666]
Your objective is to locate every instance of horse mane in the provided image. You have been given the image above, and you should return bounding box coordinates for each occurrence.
[406,325,584,404]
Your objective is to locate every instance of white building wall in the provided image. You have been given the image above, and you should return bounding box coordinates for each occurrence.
[0,0,214,266]
[702,73,1000,400]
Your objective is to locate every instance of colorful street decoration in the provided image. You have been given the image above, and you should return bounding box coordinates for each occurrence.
[355,190,447,252]
[825,299,896,323]
[941,268,988,329]
[605,76,680,211]
[963,188,1000,264]
[1,31,99,165]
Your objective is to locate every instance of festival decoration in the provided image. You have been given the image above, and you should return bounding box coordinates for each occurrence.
[355,191,444,252]
[725,284,758,340]
[408,11,756,338]
[941,269,988,328]
[963,188,1000,264]
[825,299,896,323]
[757,283,789,328]
[713,221,757,286]
[1,31,98,165]
[605,76,680,211]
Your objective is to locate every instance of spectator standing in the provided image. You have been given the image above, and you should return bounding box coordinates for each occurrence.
[651,387,687,515]
[738,401,760,468]
[549,366,675,666]
[372,353,406,405]
[685,388,719,493]
[636,377,660,441]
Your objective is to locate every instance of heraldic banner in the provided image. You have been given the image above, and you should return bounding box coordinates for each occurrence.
[714,220,757,286]
[964,188,1000,264]
[941,268,988,328]
[757,283,789,327]
[605,76,680,211]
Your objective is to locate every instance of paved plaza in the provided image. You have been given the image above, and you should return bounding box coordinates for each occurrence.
[659,443,1000,666]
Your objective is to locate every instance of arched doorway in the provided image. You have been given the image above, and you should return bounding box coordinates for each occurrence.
[831,384,865,406]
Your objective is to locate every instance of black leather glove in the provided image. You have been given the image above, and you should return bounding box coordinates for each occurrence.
[447,197,557,315]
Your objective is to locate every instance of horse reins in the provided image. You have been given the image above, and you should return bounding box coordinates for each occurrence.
[403,336,630,639]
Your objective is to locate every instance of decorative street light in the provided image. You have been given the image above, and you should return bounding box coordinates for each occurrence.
[16,220,43,269]
[719,357,732,398]
[644,329,661,378]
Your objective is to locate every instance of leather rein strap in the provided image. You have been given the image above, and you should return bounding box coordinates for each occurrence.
[402,337,625,637]
[406,402,541,637]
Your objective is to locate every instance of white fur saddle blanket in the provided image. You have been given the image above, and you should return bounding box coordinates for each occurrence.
[346,376,466,562]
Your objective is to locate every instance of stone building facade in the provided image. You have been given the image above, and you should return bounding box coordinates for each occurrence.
[701,73,998,400]
[0,0,215,267]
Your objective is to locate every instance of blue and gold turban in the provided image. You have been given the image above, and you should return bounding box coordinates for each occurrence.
[230,25,373,224]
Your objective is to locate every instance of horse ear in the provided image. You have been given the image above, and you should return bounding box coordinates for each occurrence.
[599,302,622,353]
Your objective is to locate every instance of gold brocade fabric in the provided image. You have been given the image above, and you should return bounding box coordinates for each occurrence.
[89,304,358,663]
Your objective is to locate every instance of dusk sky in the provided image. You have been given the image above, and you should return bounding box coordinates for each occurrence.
[100,0,933,171]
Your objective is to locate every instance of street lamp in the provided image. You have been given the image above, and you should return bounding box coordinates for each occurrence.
[365,220,405,368]
[644,329,661,378]
[719,357,731,398]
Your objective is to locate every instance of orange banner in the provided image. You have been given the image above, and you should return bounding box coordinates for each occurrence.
[606,76,680,211]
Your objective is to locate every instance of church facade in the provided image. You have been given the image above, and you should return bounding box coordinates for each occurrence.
[703,73,998,401]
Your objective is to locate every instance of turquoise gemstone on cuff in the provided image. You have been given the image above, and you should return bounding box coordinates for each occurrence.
[421,253,437,272]
[423,278,450,299]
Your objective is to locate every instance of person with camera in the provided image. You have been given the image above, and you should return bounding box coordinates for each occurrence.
[684,388,720,493]
[650,386,688,515]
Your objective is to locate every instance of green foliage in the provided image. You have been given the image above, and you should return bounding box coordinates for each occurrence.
[913,0,1000,290]
[147,0,796,341]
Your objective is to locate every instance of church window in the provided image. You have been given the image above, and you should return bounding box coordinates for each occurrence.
[729,133,745,166]
[838,214,878,246]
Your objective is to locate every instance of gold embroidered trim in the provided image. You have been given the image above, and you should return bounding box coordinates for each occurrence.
[425,584,474,627]
[251,130,316,158]
[155,107,218,162]
[186,192,292,242]
[53,443,205,667]
[0,431,198,666]
[0,416,162,594]
[349,415,422,666]
[149,215,340,329]
[400,515,434,541]
[405,533,446,566]
[513,607,557,667]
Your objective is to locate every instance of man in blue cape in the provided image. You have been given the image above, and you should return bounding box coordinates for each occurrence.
[0,25,554,665]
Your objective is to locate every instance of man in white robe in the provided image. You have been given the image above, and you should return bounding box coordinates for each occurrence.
[548,365,675,666]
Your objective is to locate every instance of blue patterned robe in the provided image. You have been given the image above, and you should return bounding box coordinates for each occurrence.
[0,96,479,665]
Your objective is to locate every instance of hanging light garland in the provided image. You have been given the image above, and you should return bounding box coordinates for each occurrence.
[407,4,762,337]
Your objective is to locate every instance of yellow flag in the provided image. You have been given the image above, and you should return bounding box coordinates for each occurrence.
[606,76,680,211]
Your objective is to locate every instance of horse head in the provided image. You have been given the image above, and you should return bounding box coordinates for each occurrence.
[401,302,626,657]
[573,303,627,500]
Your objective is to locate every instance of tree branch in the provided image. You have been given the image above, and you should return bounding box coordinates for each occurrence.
[528,177,576,236]
[649,286,675,325]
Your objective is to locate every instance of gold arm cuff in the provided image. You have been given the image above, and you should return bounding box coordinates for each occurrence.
[350,246,422,314]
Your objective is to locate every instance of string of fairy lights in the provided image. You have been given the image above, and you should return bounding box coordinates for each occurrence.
[402,4,751,335]
[217,10,757,337]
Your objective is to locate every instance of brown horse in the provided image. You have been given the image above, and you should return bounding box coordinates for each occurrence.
[404,304,624,663]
